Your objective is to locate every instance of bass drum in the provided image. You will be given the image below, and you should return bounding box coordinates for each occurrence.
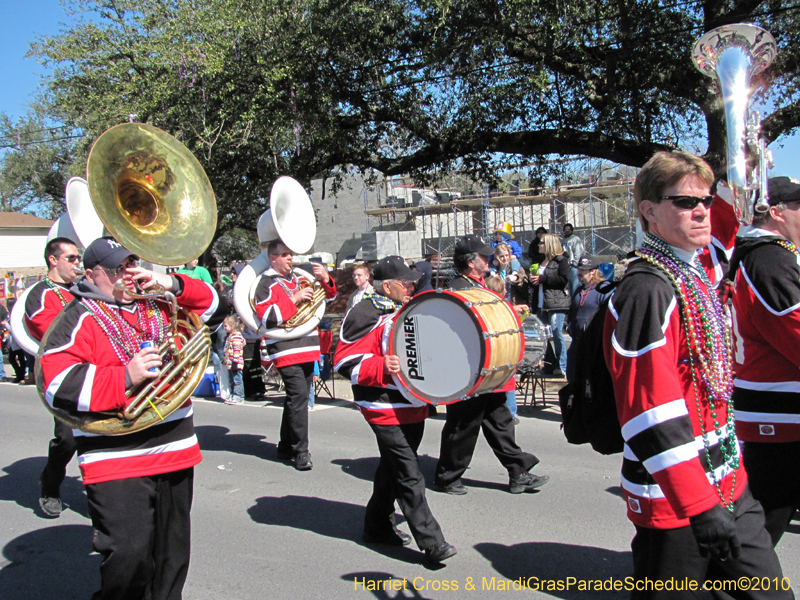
[389,288,523,405]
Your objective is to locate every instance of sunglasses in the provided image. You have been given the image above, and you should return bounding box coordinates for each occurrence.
[660,195,714,210]
[61,254,82,263]
[269,252,292,259]
[104,257,140,277]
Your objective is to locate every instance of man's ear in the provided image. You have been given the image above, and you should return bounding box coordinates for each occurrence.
[639,200,657,226]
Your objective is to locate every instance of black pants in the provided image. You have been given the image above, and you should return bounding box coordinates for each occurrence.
[242,340,265,397]
[367,421,445,550]
[277,363,313,456]
[40,417,77,498]
[743,440,800,546]
[435,392,538,487]
[86,468,194,600]
[631,487,791,600]
[9,349,26,381]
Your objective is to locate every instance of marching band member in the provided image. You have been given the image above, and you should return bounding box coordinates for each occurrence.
[39,236,224,600]
[604,152,788,595]
[334,255,456,564]
[253,241,337,471]
[24,236,82,517]
[731,176,800,546]
[434,235,549,496]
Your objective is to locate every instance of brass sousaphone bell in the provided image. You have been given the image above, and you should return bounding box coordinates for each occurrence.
[36,123,218,435]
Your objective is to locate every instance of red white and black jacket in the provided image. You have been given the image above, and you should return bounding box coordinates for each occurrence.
[255,267,336,368]
[24,279,74,342]
[334,295,429,426]
[39,275,222,485]
[448,273,516,394]
[731,229,800,442]
[604,253,746,530]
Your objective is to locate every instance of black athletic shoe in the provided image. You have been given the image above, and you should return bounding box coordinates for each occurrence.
[509,472,549,494]
[363,529,412,546]
[434,481,468,495]
[39,496,63,518]
[295,452,313,471]
[425,541,457,563]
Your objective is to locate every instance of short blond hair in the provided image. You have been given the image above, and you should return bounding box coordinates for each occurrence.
[485,274,505,295]
[634,151,714,232]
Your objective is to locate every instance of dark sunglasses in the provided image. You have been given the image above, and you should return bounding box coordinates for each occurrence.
[104,257,140,276]
[660,195,714,210]
[61,254,82,263]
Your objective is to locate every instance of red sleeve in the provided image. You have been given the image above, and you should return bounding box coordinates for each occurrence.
[698,185,739,286]
[322,276,337,300]
[604,277,721,519]
[333,308,391,388]
[173,275,221,322]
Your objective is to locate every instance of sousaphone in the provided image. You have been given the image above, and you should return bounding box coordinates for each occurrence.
[36,122,218,436]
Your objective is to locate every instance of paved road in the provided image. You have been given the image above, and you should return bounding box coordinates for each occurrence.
[1,379,798,599]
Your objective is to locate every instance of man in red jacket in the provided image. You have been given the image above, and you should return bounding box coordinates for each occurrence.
[434,235,548,496]
[40,236,224,600]
[731,176,800,546]
[604,151,789,597]
[334,255,456,564]
[24,236,82,517]
[253,240,337,471]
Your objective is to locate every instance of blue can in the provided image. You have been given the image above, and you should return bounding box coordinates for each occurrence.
[140,341,157,371]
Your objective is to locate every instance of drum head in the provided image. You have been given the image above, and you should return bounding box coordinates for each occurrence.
[521,314,548,366]
[391,293,484,403]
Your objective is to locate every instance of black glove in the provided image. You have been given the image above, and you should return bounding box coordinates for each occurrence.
[689,504,741,561]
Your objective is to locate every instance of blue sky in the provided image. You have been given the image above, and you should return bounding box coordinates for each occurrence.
[1,0,798,176]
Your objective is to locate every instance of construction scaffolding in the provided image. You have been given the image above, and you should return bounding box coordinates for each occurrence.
[364,167,639,261]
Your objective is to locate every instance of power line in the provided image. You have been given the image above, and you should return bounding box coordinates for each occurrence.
[0,134,86,149]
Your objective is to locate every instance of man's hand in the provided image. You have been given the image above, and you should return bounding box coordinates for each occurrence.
[384,354,401,375]
[126,346,162,387]
[291,287,315,306]
[130,267,173,292]
[689,504,741,561]
[311,262,330,284]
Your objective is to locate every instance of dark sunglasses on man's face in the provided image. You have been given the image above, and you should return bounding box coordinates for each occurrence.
[61,254,82,263]
[660,195,714,210]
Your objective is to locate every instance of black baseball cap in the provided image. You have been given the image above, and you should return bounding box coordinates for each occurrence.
[767,177,800,206]
[373,256,422,282]
[577,255,601,270]
[83,237,135,270]
[454,234,493,257]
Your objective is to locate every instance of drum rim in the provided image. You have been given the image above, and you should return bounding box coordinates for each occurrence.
[389,289,487,404]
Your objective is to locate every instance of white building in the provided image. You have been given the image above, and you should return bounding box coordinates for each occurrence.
[0,212,54,298]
